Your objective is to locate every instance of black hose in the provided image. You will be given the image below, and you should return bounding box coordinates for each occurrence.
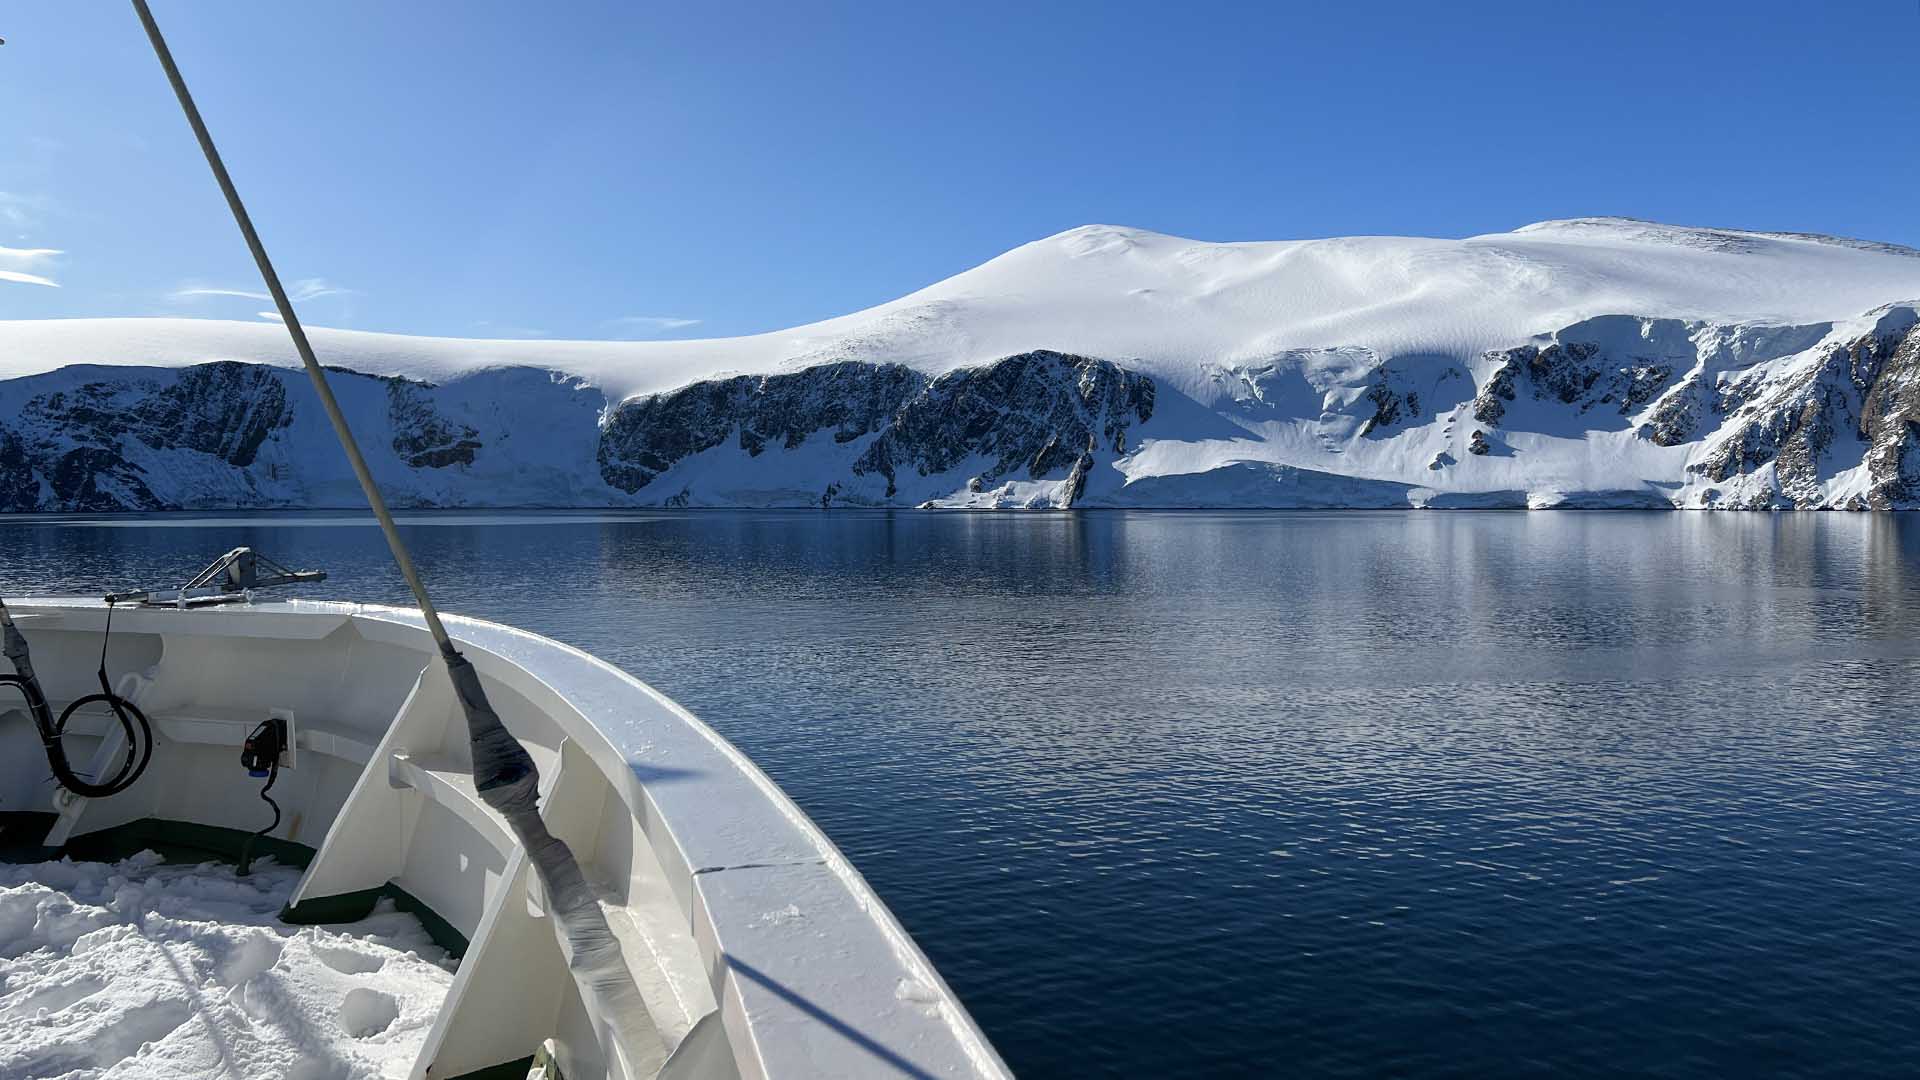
[236,754,281,877]
[0,598,154,799]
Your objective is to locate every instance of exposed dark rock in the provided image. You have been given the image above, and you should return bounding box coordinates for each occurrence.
[598,350,1153,506]
[388,377,482,469]
[7,309,1920,512]
[1358,370,1421,436]
[0,360,533,510]
[1638,374,1704,445]
[1471,360,1518,425]
[1061,451,1095,506]
[597,361,923,494]
[145,362,291,467]
[1475,340,1675,431]
[1856,326,1920,507]
[1615,364,1674,413]
[19,361,291,470]
[1690,321,1920,507]
[0,427,37,510]
[44,446,161,510]
[851,351,1152,503]
[0,361,295,511]
[1525,341,1605,404]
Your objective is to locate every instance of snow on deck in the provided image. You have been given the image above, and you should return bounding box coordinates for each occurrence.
[0,852,452,1080]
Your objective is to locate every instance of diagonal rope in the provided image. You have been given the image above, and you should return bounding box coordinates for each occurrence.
[129,2,649,1068]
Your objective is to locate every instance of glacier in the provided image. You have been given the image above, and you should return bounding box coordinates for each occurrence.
[3,216,1920,510]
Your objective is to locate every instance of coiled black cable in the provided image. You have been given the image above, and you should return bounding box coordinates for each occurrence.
[236,738,281,877]
[0,598,154,799]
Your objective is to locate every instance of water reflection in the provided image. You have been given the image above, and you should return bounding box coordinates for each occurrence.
[3,509,1919,1078]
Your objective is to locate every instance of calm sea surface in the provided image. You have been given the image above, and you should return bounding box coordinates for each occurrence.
[3,510,1918,1078]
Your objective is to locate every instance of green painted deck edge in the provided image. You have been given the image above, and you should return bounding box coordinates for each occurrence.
[443,1055,538,1080]
[282,884,469,959]
[0,813,469,956]
[0,813,539,1073]
[67,816,318,870]
[0,811,60,862]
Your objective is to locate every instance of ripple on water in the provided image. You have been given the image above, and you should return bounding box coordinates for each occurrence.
[7,510,1920,1079]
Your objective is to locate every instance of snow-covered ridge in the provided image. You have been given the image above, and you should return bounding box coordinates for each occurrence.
[6,216,1920,404]
[1510,216,1920,258]
[3,218,1920,510]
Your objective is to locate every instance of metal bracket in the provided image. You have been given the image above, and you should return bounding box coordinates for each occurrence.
[105,547,326,607]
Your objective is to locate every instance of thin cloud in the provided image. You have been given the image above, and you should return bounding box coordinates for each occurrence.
[472,320,550,339]
[176,285,269,301]
[288,278,354,301]
[0,192,49,230]
[0,270,59,288]
[603,315,702,338]
[172,277,353,304]
[0,244,61,288]
[256,311,283,322]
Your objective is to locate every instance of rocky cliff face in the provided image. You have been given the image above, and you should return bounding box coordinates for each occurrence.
[597,361,924,497]
[597,350,1153,508]
[0,362,604,510]
[1472,336,1676,428]
[0,349,1158,510]
[1686,310,1920,508]
[6,306,1920,510]
[849,350,1153,503]
[1445,308,1920,508]
[386,376,483,470]
[0,362,293,510]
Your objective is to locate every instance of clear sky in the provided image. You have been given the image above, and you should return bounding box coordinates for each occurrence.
[1,1,1915,341]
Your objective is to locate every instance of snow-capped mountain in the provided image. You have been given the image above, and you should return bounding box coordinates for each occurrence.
[4,216,1920,510]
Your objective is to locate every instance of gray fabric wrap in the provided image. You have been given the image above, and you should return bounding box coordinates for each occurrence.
[1,606,43,696]
[444,651,651,1065]
[1,607,33,676]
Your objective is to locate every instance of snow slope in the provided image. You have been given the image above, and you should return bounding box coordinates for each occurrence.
[0,852,451,1080]
[3,217,1920,510]
[6,217,1919,402]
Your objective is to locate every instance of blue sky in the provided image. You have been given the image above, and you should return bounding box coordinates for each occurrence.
[1,1,1914,341]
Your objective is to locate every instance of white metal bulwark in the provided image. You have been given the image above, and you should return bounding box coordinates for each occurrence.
[0,598,1010,1080]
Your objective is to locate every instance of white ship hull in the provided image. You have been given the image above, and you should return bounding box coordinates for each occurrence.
[0,598,1008,1080]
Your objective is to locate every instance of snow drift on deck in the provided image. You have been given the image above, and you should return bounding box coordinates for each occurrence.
[0,852,452,1080]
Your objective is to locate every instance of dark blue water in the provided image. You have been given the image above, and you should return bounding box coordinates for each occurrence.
[4,510,1919,1078]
